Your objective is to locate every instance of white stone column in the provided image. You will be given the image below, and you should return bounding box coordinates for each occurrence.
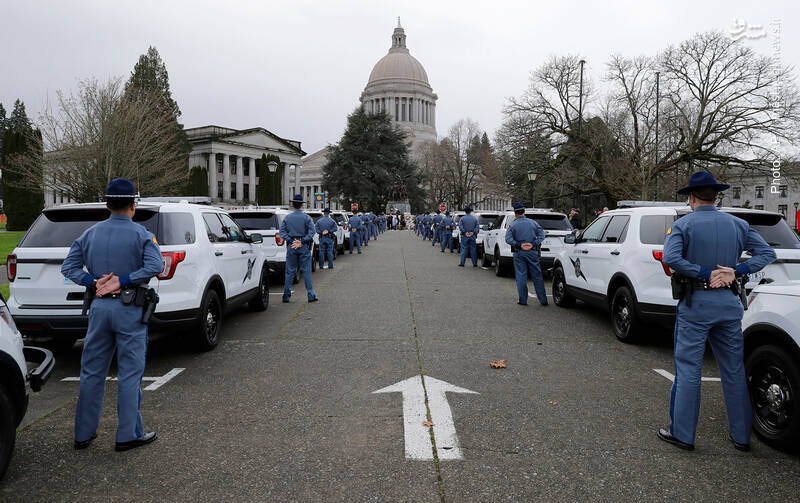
[235,156,244,201]
[293,164,301,197]
[208,153,217,199]
[249,157,256,202]
[222,154,231,201]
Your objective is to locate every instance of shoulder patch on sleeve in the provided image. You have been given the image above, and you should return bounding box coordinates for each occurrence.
[666,227,672,235]
[152,236,158,245]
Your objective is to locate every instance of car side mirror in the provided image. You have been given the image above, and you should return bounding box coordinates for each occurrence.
[249,233,263,244]
[564,234,576,244]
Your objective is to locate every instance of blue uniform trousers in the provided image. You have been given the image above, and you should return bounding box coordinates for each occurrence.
[440,231,453,251]
[319,237,335,268]
[361,228,369,245]
[460,236,478,266]
[370,223,378,239]
[284,245,316,301]
[431,227,439,246]
[75,299,146,443]
[513,250,547,305]
[349,232,361,253]
[423,226,430,240]
[670,290,750,445]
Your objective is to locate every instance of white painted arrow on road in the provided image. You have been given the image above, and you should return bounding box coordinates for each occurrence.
[373,375,478,460]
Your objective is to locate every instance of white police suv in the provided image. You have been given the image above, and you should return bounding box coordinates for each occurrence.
[0,293,54,479]
[551,202,800,343]
[742,281,800,452]
[228,207,318,278]
[305,209,345,266]
[481,209,573,276]
[7,202,269,352]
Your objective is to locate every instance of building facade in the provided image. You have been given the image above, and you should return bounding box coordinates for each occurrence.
[186,126,305,205]
[717,163,800,227]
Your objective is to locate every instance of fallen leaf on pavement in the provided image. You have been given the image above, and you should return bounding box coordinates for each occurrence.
[549,400,559,406]
[536,342,543,346]
[422,421,434,427]
[490,360,508,369]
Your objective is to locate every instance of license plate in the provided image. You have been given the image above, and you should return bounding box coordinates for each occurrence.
[543,239,552,245]
[749,271,765,281]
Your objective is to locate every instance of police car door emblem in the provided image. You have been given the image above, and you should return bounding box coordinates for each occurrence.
[570,257,587,281]
[243,257,256,283]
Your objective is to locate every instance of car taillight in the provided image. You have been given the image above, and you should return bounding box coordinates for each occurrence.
[275,235,284,246]
[652,250,672,276]
[158,251,186,280]
[6,255,16,283]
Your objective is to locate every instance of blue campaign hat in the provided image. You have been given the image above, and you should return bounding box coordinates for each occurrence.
[323,207,331,213]
[464,205,473,212]
[512,202,525,210]
[105,178,136,198]
[291,194,305,203]
[677,170,730,195]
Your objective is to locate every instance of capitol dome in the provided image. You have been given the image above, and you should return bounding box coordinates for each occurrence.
[360,18,438,159]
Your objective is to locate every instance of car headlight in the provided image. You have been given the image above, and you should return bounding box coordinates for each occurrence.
[0,302,18,333]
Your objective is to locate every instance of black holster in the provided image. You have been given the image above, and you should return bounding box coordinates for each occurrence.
[120,285,159,324]
[82,283,96,316]
[671,273,694,307]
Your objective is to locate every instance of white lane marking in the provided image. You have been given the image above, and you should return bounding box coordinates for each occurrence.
[61,368,185,390]
[528,293,554,298]
[269,290,294,296]
[653,369,721,382]
[481,267,490,270]
[373,375,478,460]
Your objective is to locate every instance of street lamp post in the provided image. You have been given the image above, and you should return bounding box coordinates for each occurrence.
[267,161,278,205]
[527,168,538,208]
[794,201,799,232]
[576,59,586,208]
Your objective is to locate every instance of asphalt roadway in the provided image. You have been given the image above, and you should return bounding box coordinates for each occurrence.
[3,231,799,502]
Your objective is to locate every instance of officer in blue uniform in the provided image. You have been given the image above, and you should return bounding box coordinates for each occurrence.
[359,212,369,246]
[348,212,362,254]
[431,211,443,246]
[505,203,548,306]
[458,206,480,267]
[658,171,776,452]
[422,213,432,241]
[369,212,378,240]
[316,207,338,270]
[62,178,162,452]
[279,194,318,303]
[439,211,455,253]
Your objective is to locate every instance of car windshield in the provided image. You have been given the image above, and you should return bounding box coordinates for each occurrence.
[307,213,324,222]
[229,212,280,230]
[525,214,572,231]
[19,208,160,248]
[477,215,498,228]
[332,214,346,224]
[724,212,800,249]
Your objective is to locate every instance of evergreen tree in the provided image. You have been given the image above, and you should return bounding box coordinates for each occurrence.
[323,107,424,212]
[2,128,44,230]
[256,153,283,205]
[9,99,30,131]
[124,46,191,180]
[0,103,7,131]
[186,165,209,196]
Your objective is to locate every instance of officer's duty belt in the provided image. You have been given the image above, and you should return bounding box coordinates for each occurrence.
[97,293,121,299]
[691,279,712,290]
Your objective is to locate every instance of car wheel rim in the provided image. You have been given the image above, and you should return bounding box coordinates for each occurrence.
[614,296,630,335]
[205,300,219,344]
[750,363,793,435]
[495,254,500,273]
[554,274,564,302]
[260,276,268,304]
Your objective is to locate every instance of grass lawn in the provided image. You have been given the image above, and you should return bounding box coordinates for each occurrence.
[0,231,26,263]
[0,284,8,301]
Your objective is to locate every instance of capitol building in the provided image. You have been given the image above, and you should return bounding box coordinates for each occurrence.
[300,19,438,209]
[359,19,438,156]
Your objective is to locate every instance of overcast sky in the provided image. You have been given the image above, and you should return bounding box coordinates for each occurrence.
[1,0,797,156]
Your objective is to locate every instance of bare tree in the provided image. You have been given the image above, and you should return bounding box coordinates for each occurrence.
[442,118,485,208]
[417,139,450,209]
[6,77,189,201]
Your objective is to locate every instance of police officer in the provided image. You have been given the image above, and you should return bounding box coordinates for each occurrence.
[422,212,432,241]
[458,206,480,267]
[279,194,318,303]
[658,171,776,452]
[369,212,378,240]
[348,212,362,254]
[431,211,443,246]
[505,203,548,306]
[359,212,369,246]
[62,178,162,452]
[316,207,338,270]
[439,211,455,253]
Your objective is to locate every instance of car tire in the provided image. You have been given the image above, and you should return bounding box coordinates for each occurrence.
[494,250,510,277]
[311,249,317,272]
[610,286,642,343]
[477,245,484,259]
[248,266,269,312]
[194,289,223,351]
[481,248,492,267]
[746,344,800,451]
[552,266,576,307]
[0,385,16,480]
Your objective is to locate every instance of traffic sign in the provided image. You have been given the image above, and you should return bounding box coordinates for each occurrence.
[351,203,359,211]
[315,192,324,202]
[439,203,446,212]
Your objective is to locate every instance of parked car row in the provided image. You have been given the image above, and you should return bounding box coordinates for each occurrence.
[443,202,800,452]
